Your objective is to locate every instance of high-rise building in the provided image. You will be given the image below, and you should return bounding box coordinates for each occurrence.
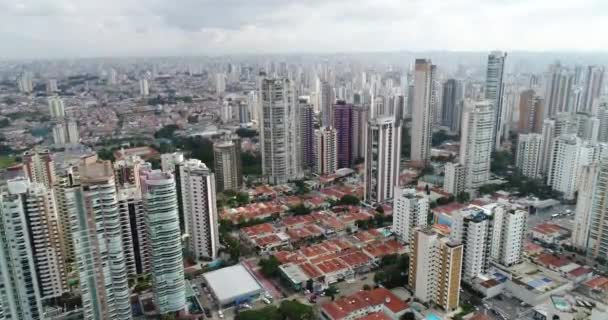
[460,101,494,190]
[333,101,354,168]
[216,73,226,96]
[213,138,242,192]
[545,63,574,117]
[48,96,66,119]
[17,73,33,93]
[450,207,493,283]
[391,187,429,243]
[441,79,463,133]
[581,66,605,113]
[409,228,463,311]
[299,99,315,170]
[141,170,186,315]
[596,101,608,143]
[108,68,118,85]
[23,149,56,188]
[539,119,556,176]
[547,135,596,200]
[585,160,608,259]
[5,179,68,300]
[0,184,44,320]
[179,159,219,260]
[485,51,507,149]
[443,162,465,196]
[518,90,544,134]
[260,78,302,184]
[351,104,368,162]
[67,157,131,320]
[54,166,78,264]
[515,133,543,179]
[320,81,334,127]
[364,101,402,204]
[139,78,149,96]
[161,152,185,174]
[575,112,600,143]
[572,163,599,250]
[411,59,436,167]
[314,127,338,175]
[490,206,527,267]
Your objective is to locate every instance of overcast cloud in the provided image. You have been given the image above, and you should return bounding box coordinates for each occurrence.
[0,0,606,59]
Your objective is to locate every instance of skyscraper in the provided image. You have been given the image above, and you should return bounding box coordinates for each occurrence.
[216,73,226,96]
[260,78,302,184]
[581,66,605,113]
[585,160,608,259]
[364,98,402,204]
[0,184,44,320]
[441,79,463,132]
[545,63,574,117]
[139,78,150,96]
[539,119,556,176]
[333,101,354,168]
[460,101,494,190]
[141,170,186,315]
[409,228,463,311]
[443,162,465,196]
[47,78,58,93]
[572,163,599,250]
[490,206,527,267]
[518,89,544,134]
[299,99,315,170]
[23,149,56,188]
[179,159,219,260]
[484,51,507,149]
[547,135,595,200]
[515,133,543,179]
[320,81,334,127]
[351,104,368,162]
[67,157,131,320]
[450,207,493,283]
[596,101,608,143]
[411,59,436,167]
[392,187,429,243]
[48,96,66,119]
[314,127,338,175]
[213,138,243,192]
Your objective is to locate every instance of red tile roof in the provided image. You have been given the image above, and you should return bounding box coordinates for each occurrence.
[568,266,592,277]
[536,253,572,268]
[532,223,565,235]
[241,223,275,238]
[584,276,608,290]
[321,288,408,320]
[356,312,391,320]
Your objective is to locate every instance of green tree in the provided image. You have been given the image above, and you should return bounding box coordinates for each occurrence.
[97,148,115,161]
[279,300,315,320]
[236,306,281,320]
[258,256,281,278]
[456,191,470,203]
[242,152,262,175]
[154,124,179,139]
[289,204,311,216]
[337,194,360,206]
[400,312,416,320]
[236,192,250,205]
[324,286,339,301]
[363,284,372,291]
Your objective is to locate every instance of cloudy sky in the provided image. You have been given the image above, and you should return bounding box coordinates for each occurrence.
[1,0,607,59]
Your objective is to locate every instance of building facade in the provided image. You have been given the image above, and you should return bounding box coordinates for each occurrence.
[314,127,338,175]
[485,51,507,149]
[516,133,543,179]
[391,187,429,243]
[213,138,243,192]
[460,101,494,190]
[411,59,436,167]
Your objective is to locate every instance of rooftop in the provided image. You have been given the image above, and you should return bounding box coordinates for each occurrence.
[203,264,263,303]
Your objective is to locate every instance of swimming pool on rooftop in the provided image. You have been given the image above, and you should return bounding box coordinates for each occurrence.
[426,313,442,320]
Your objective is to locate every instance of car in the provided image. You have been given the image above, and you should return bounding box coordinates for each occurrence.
[264,293,273,300]
[263,298,271,304]
[218,310,224,319]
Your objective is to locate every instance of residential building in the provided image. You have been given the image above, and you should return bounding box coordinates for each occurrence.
[516,133,543,178]
[0,184,44,320]
[213,138,243,192]
[409,228,463,311]
[259,78,302,184]
[48,96,65,119]
[351,104,368,162]
[411,59,436,167]
[299,98,315,170]
[450,207,493,283]
[66,157,132,320]
[596,101,608,143]
[46,78,58,93]
[581,66,605,113]
[547,135,595,200]
[575,112,600,143]
[392,187,429,243]
[572,163,599,250]
[490,206,527,267]
[545,63,574,117]
[441,79,463,133]
[216,73,226,96]
[139,78,149,96]
[314,127,338,175]
[460,101,494,190]
[364,102,402,204]
[484,51,507,149]
[586,160,608,259]
[23,149,56,188]
[333,101,354,168]
[179,159,219,260]
[320,81,334,127]
[443,162,465,196]
[539,119,556,176]
[141,170,186,315]
[518,90,544,133]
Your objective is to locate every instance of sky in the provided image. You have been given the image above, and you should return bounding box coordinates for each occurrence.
[1,0,607,59]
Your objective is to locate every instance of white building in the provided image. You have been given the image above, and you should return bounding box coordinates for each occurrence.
[314,127,338,175]
[139,78,149,96]
[516,133,543,178]
[443,162,465,196]
[547,135,595,200]
[576,112,600,143]
[213,139,242,192]
[47,78,58,93]
[596,101,608,143]
[364,111,402,204]
[141,170,186,314]
[460,100,494,190]
[581,66,605,113]
[17,73,33,93]
[66,158,131,320]
[545,63,574,116]
[391,187,429,243]
[450,207,493,283]
[572,163,599,250]
[0,183,44,320]
[48,96,65,119]
[410,59,436,167]
[179,159,219,260]
[539,119,556,176]
[216,73,226,96]
[160,152,184,173]
[259,78,302,184]
[491,206,527,267]
[485,51,507,149]
[586,160,608,259]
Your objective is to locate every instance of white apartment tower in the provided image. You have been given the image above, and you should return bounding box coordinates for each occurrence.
[364,104,402,204]
[215,73,226,96]
[460,101,494,190]
[581,66,605,113]
[141,170,186,315]
[586,160,608,259]
[485,51,507,149]
[490,206,527,267]
[314,127,338,175]
[547,135,595,200]
[408,228,463,311]
[179,159,219,260]
[545,63,574,116]
[0,185,44,320]
[410,59,436,167]
[516,133,543,179]
[66,157,132,320]
[572,163,600,250]
[450,207,493,283]
[48,96,66,119]
[443,162,465,196]
[213,139,243,192]
[139,78,149,96]
[391,187,429,243]
[259,78,302,184]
